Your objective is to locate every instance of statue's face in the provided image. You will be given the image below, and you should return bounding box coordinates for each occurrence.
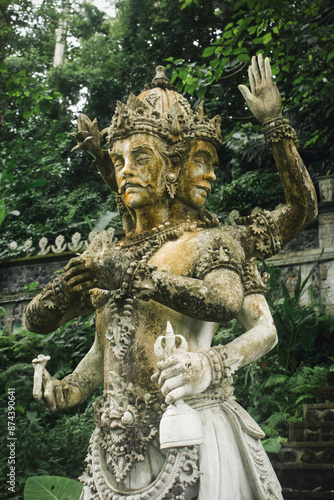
[177,140,218,209]
[110,134,168,209]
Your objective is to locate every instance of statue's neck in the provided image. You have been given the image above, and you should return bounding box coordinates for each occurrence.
[123,199,204,235]
[132,200,170,234]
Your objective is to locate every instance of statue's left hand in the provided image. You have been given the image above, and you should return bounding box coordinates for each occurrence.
[238,54,282,124]
[70,114,108,159]
[153,352,212,405]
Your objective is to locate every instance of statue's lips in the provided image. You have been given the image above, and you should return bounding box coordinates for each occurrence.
[195,184,211,195]
[122,182,147,193]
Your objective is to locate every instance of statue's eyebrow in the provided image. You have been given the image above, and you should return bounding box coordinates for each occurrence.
[111,144,154,156]
[193,151,211,159]
[194,149,219,165]
[131,145,154,154]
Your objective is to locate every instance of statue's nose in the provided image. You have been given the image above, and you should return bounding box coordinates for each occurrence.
[122,158,135,178]
[203,170,216,183]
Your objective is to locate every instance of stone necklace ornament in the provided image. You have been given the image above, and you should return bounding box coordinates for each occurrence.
[90,218,217,360]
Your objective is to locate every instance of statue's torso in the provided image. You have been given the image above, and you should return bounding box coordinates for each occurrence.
[94,226,245,393]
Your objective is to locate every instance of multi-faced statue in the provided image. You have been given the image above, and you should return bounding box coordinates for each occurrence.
[26,56,317,500]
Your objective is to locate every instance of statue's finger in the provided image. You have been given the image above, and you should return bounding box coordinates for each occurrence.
[238,85,253,103]
[42,368,52,383]
[64,263,87,281]
[72,282,96,294]
[248,66,256,94]
[54,385,68,410]
[151,371,160,383]
[258,53,265,80]
[265,57,273,81]
[161,374,184,397]
[158,364,183,387]
[165,386,187,405]
[67,272,92,288]
[64,257,84,271]
[157,355,178,370]
[251,55,261,85]
[43,383,58,412]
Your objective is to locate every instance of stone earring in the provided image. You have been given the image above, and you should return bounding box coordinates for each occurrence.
[166,172,178,199]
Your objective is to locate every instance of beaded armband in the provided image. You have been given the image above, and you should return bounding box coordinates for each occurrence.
[198,346,228,387]
[262,115,298,146]
[30,275,72,314]
[194,241,243,280]
[242,258,267,296]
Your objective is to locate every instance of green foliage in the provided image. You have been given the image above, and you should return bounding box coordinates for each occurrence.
[166,0,334,184]
[0,313,99,500]
[264,261,334,371]
[24,476,83,500]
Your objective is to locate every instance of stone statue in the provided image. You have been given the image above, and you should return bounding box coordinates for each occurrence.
[26,55,317,500]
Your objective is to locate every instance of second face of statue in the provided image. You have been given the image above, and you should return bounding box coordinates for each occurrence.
[177,140,218,210]
[110,134,170,210]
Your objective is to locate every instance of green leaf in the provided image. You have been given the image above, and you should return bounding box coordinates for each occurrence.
[23,109,34,120]
[262,33,272,44]
[24,476,83,500]
[0,204,5,227]
[237,53,250,62]
[248,26,257,35]
[262,438,281,454]
[202,46,215,58]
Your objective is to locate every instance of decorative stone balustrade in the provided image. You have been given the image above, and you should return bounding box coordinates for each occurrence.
[5,230,115,259]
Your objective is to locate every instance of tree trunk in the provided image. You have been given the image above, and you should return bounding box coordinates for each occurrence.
[53,2,69,67]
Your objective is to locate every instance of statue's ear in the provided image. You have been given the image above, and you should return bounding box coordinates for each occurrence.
[169,154,181,178]
[166,155,181,199]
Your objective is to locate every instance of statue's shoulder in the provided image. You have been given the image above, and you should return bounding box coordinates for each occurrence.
[195,225,244,251]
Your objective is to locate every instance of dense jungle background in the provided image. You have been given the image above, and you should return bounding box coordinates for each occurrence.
[1,0,334,498]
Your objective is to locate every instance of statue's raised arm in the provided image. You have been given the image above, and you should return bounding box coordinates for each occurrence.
[238,54,318,246]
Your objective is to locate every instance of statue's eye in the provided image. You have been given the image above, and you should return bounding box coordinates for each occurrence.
[114,158,124,170]
[194,159,205,168]
[136,155,151,165]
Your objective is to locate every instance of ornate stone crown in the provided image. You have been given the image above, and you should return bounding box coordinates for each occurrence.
[107,66,222,148]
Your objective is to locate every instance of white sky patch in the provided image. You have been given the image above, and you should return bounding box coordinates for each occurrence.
[89,0,116,17]
[32,0,116,17]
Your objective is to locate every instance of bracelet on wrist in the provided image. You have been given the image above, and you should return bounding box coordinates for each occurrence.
[198,346,227,387]
[50,276,72,311]
[262,115,298,146]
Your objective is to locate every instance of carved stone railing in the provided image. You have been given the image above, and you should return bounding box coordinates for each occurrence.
[6,231,100,259]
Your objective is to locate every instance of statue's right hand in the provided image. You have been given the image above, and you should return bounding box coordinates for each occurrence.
[63,256,98,296]
[64,251,132,294]
[37,371,82,412]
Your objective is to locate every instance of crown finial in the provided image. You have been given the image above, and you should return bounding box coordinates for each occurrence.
[152,66,170,86]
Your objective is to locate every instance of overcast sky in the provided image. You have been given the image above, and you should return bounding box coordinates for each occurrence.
[90,0,116,17]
